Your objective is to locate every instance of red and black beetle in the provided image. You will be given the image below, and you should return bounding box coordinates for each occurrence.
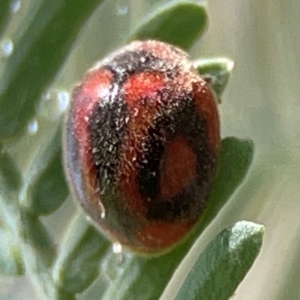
[63,40,220,254]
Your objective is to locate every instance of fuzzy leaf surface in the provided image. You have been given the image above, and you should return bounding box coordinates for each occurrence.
[194,58,235,103]
[0,227,24,276]
[175,221,264,300]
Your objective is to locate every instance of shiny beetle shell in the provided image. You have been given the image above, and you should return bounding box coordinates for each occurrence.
[64,40,220,254]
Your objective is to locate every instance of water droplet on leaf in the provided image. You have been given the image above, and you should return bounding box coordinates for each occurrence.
[28,120,38,134]
[113,242,123,254]
[38,90,70,120]
[11,0,21,13]
[57,90,70,113]
[1,38,14,57]
[117,0,128,15]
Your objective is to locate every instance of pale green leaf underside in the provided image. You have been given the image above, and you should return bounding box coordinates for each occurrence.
[53,215,109,295]
[194,57,235,103]
[0,228,24,276]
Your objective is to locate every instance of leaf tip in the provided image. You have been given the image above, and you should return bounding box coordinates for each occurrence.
[229,221,264,254]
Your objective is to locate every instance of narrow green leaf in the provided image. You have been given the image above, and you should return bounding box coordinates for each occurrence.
[0,142,22,193]
[55,290,76,300]
[128,1,208,50]
[194,58,235,103]
[20,213,56,266]
[0,0,104,139]
[52,215,109,295]
[175,221,264,300]
[195,137,254,231]
[19,126,65,212]
[0,227,24,276]
[30,148,68,216]
[0,0,10,37]
[102,137,254,300]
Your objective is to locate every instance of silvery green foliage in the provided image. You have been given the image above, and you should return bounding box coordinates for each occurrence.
[0,1,262,299]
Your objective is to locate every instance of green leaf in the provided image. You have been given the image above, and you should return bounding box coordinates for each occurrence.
[0,296,19,300]
[0,0,10,37]
[175,221,264,300]
[29,148,68,216]
[52,215,109,295]
[195,137,254,231]
[0,227,24,276]
[102,137,254,300]
[194,58,235,103]
[128,1,208,50]
[19,126,65,213]
[0,0,104,139]
[20,213,56,266]
[0,142,22,194]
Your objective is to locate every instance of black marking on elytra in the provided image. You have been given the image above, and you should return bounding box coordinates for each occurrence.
[88,80,143,240]
[89,80,127,192]
[138,93,216,222]
[88,49,182,197]
[136,88,189,202]
[138,120,166,199]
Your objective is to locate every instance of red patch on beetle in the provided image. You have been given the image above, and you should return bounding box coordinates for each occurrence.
[73,68,113,208]
[136,221,192,251]
[123,71,166,107]
[82,69,113,99]
[160,136,197,199]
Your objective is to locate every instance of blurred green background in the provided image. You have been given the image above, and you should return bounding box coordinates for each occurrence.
[1,0,299,299]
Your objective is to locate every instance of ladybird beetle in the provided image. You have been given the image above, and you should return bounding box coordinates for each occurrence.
[64,40,220,254]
